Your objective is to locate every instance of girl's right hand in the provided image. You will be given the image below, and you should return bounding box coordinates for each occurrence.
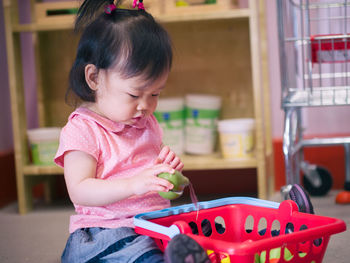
[130,164,175,196]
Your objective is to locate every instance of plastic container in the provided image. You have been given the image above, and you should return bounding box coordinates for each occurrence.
[134,197,346,263]
[154,98,185,155]
[185,94,221,154]
[27,127,61,165]
[218,118,255,159]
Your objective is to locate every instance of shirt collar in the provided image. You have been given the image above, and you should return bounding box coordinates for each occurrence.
[70,107,148,132]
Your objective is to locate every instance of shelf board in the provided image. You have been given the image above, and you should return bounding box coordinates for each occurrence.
[181,153,257,170]
[23,153,256,175]
[158,9,250,23]
[12,21,74,32]
[12,8,250,32]
[23,164,63,175]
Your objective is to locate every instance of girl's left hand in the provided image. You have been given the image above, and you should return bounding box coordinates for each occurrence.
[154,145,184,171]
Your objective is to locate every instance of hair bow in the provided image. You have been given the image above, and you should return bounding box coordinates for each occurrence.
[133,0,145,10]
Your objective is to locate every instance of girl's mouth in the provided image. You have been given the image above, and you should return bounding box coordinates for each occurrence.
[131,115,145,123]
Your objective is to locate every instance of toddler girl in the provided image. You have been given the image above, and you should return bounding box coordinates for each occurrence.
[55,0,210,262]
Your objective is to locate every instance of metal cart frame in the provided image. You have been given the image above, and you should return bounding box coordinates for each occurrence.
[277,0,350,197]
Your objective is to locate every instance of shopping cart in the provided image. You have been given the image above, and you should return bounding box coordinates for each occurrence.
[277,0,350,199]
[134,197,346,263]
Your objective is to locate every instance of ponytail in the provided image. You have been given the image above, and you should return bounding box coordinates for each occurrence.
[75,0,123,32]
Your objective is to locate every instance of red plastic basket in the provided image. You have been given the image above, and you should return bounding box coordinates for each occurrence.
[134,197,346,263]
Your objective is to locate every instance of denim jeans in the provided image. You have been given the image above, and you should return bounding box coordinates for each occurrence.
[61,227,164,263]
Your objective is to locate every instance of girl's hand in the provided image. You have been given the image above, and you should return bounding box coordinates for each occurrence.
[154,145,184,171]
[130,164,175,196]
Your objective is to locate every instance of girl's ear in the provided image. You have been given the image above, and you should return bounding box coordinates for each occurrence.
[85,64,100,91]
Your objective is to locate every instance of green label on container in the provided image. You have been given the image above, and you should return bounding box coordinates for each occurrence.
[185,107,220,119]
[154,110,185,122]
[185,107,219,128]
[154,110,185,130]
[31,141,58,165]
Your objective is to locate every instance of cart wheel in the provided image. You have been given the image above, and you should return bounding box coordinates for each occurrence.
[303,166,332,196]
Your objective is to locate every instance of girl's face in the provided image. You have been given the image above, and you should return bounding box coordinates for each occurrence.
[88,65,169,125]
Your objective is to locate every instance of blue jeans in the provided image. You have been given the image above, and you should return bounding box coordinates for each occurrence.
[62,227,164,263]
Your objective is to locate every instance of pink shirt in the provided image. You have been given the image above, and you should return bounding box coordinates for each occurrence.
[55,107,170,233]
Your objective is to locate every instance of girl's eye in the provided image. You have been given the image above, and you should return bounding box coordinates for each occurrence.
[152,93,160,97]
[128,93,139,98]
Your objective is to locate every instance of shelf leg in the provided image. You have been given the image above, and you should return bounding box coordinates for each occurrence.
[44,176,57,203]
[17,175,33,214]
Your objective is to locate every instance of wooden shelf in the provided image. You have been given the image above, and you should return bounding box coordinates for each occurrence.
[3,0,273,214]
[23,154,256,176]
[181,153,256,170]
[158,9,250,23]
[12,22,74,32]
[23,164,63,176]
[11,9,250,32]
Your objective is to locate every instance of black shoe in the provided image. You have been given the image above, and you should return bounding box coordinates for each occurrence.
[164,234,210,263]
[289,184,314,214]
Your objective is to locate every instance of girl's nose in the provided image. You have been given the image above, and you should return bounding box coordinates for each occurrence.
[137,99,150,111]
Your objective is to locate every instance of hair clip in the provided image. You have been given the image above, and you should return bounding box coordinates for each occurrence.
[133,0,145,10]
[105,3,117,14]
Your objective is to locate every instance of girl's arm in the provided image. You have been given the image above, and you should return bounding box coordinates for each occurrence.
[64,150,174,207]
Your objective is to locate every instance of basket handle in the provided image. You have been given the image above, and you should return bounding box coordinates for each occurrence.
[134,218,181,239]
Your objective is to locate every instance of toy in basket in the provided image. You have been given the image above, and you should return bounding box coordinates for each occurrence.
[134,197,346,263]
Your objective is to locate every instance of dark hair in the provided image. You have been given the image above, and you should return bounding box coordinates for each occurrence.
[67,0,173,104]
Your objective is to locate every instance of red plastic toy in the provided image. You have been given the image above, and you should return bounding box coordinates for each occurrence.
[134,197,346,263]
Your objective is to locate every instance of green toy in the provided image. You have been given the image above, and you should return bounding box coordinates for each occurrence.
[158,171,189,200]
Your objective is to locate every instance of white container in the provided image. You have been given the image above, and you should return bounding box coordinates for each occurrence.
[218,118,255,159]
[27,127,61,165]
[154,98,185,155]
[185,94,221,154]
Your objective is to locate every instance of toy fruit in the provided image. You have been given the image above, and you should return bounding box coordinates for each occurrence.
[158,171,189,200]
[335,190,350,204]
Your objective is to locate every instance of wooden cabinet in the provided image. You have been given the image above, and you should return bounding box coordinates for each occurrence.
[3,0,274,213]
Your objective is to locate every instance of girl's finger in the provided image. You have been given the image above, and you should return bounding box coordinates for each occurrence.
[153,163,175,175]
[154,177,174,190]
[169,156,180,168]
[164,151,175,164]
[157,145,170,163]
[153,184,172,192]
[175,162,184,171]
[153,157,162,165]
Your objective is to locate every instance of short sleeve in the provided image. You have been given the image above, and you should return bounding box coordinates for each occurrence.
[54,117,100,167]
